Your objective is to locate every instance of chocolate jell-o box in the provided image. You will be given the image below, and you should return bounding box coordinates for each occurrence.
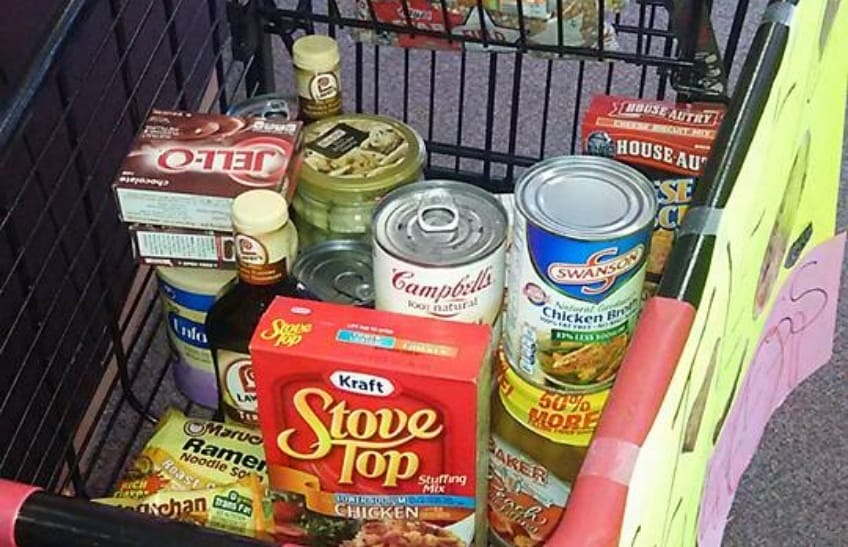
[250,297,492,547]
[129,224,236,269]
[582,96,725,286]
[114,110,302,231]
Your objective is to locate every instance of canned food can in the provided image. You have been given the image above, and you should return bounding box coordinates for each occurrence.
[292,240,375,306]
[503,156,656,392]
[372,180,508,328]
[226,94,295,121]
[155,266,236,408]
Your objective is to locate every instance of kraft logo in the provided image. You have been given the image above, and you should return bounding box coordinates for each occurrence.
[547,245,644,295]
[330,371,395,397]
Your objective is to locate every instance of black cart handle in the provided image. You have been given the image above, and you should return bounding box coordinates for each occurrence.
[0,479,270,547]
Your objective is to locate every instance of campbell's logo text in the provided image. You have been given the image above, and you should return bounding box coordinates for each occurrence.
[276,387,443,487]
[391,267,494,304]
[547,246,644,295]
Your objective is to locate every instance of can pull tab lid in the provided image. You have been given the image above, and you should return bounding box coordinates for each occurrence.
[416,190,459,233]
[333,271,374,303]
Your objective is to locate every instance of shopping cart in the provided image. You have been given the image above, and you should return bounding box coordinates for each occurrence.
[0,0,845,545]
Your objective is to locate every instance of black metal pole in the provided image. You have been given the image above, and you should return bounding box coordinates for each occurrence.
[7,487,269,547]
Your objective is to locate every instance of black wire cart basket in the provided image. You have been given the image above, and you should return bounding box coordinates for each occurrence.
[0,0,846,545]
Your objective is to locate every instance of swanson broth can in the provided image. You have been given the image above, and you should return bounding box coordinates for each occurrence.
[503,156,657,393]
[372,180,508,331]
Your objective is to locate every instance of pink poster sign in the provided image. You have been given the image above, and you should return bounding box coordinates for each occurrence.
[698,232,846,546]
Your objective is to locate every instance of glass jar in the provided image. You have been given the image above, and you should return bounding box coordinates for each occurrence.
[292,113,426,249]
[292,35,342,122]
[488,352,595,547]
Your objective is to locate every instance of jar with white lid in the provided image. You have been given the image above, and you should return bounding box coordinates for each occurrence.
[293,34,342,122]
[205,189,298,427]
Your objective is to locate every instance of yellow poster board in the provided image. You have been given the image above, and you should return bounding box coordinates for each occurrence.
[619,1,847,545]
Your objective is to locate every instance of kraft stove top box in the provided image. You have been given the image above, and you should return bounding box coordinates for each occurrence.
[113,109,302,231]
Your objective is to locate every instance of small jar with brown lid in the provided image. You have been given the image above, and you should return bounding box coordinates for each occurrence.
[293,35,343,122]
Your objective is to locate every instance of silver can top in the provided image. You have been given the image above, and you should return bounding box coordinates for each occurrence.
[227,94,294,121]
[515,156,657,240]
[292,240,374,305]
[372,180,508,267]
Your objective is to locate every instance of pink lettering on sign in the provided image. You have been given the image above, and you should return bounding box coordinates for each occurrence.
[698,232,845,547]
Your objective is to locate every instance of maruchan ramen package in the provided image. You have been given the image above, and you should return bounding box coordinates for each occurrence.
[249,297,492,547]
[96,475,272,539]
[582,95,725,294]
[113,409,267,498]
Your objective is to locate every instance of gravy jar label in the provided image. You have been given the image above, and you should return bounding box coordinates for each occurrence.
[497,359,608,448]
[216,350,259,427]
[488,434,570,547]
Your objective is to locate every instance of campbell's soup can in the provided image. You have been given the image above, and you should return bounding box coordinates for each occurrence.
[372,180,508,332]
[503,156,656,392]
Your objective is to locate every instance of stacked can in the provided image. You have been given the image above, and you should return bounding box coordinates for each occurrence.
[490,156,657,547]
[156,267,236,408]
[292,240,375,307]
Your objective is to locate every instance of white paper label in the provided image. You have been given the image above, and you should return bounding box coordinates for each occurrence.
[373,243,506,327]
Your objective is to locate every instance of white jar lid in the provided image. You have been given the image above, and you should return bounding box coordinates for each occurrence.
[232,189,289,236]
[293,35,341,72]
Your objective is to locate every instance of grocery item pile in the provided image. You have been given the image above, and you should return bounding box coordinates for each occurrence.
[349,0,627,54]
[105,31,724,547]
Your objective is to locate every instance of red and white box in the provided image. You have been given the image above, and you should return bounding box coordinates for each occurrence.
[249,297,492,547]
[113,109,302,232]
[129,224,236,269]
[582,96,725,281]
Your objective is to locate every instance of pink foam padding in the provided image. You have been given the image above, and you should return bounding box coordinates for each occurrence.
[580,437,641,486]
[549,297,697,547]
[0,480,40,547]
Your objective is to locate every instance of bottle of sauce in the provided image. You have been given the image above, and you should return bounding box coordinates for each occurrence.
[206,189,298,427]
[293,35,343,122]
